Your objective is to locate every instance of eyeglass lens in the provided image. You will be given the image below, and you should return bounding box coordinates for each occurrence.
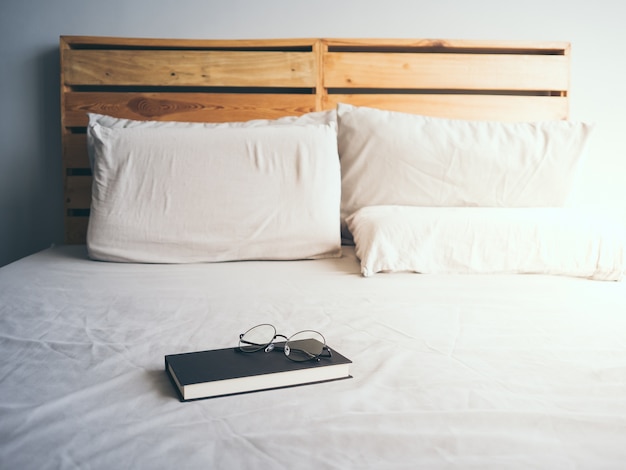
[284,331,325,362]
[238,323,276,352]
[238,325,326,362]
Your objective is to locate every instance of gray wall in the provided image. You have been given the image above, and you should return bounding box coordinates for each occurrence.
[1,0,625,266]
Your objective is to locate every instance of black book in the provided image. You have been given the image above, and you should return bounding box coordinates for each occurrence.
[165,344,352,401]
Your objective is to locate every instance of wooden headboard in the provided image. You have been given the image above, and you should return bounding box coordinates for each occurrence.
[60,36,571,244]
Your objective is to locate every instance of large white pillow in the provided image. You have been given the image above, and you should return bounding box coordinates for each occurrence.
[347,205,625,280]
[87,122,341,263]
[337,103,594,240]
[87,110,336,168]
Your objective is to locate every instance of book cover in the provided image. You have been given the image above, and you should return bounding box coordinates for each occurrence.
[165,344,352,401]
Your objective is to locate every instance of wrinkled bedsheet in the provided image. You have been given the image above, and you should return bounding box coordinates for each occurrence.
[1,245,626,469]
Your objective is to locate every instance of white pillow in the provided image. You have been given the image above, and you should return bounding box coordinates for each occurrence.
[347,205,625,280]
[87,110,337,168]
[87,122,341,263]
[337,103,594,240]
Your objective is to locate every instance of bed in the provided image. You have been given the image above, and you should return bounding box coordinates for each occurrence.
[1,36,625,469]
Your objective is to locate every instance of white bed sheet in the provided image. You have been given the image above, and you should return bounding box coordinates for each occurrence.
[1,245,626,469]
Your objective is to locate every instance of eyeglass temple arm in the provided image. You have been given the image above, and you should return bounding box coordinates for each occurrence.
[285,344,333,360]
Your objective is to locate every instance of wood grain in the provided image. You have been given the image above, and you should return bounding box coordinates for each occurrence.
[63,92,317,127]
[324,52,569,91]
[63,49,317,87]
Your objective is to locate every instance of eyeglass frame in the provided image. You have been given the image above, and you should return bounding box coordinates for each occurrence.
[238,323,332,362]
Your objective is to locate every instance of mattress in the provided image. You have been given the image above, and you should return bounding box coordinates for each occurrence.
[2,245,626,469]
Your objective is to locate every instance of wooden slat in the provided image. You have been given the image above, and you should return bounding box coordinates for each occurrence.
[325,94,569,121]
[63,49,317,87]
[323,38,570,54]
[63,134,89,168]
[61,36,318,49]
[65,217,89,245]
[65,175,92,209]
[324,52,569,91]
[63,92,317,127]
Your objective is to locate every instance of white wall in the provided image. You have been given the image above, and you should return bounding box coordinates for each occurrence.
[1,0,624,266]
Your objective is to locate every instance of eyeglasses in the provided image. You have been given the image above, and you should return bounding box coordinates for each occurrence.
[238,323,332,362]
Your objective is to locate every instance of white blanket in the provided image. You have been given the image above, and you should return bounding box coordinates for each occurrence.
[2,246,626,469]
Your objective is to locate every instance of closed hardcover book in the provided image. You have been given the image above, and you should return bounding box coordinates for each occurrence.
[165,345,352,401]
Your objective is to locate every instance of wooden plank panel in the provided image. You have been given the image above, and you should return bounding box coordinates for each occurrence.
[65,175,92,209]
[60,37,573,245]
[324,52,569,91]
[325,94,569,121]
[63,50,317,87]
[63,92,318,127]
[65,217,88,245]
[64,134,89,169]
